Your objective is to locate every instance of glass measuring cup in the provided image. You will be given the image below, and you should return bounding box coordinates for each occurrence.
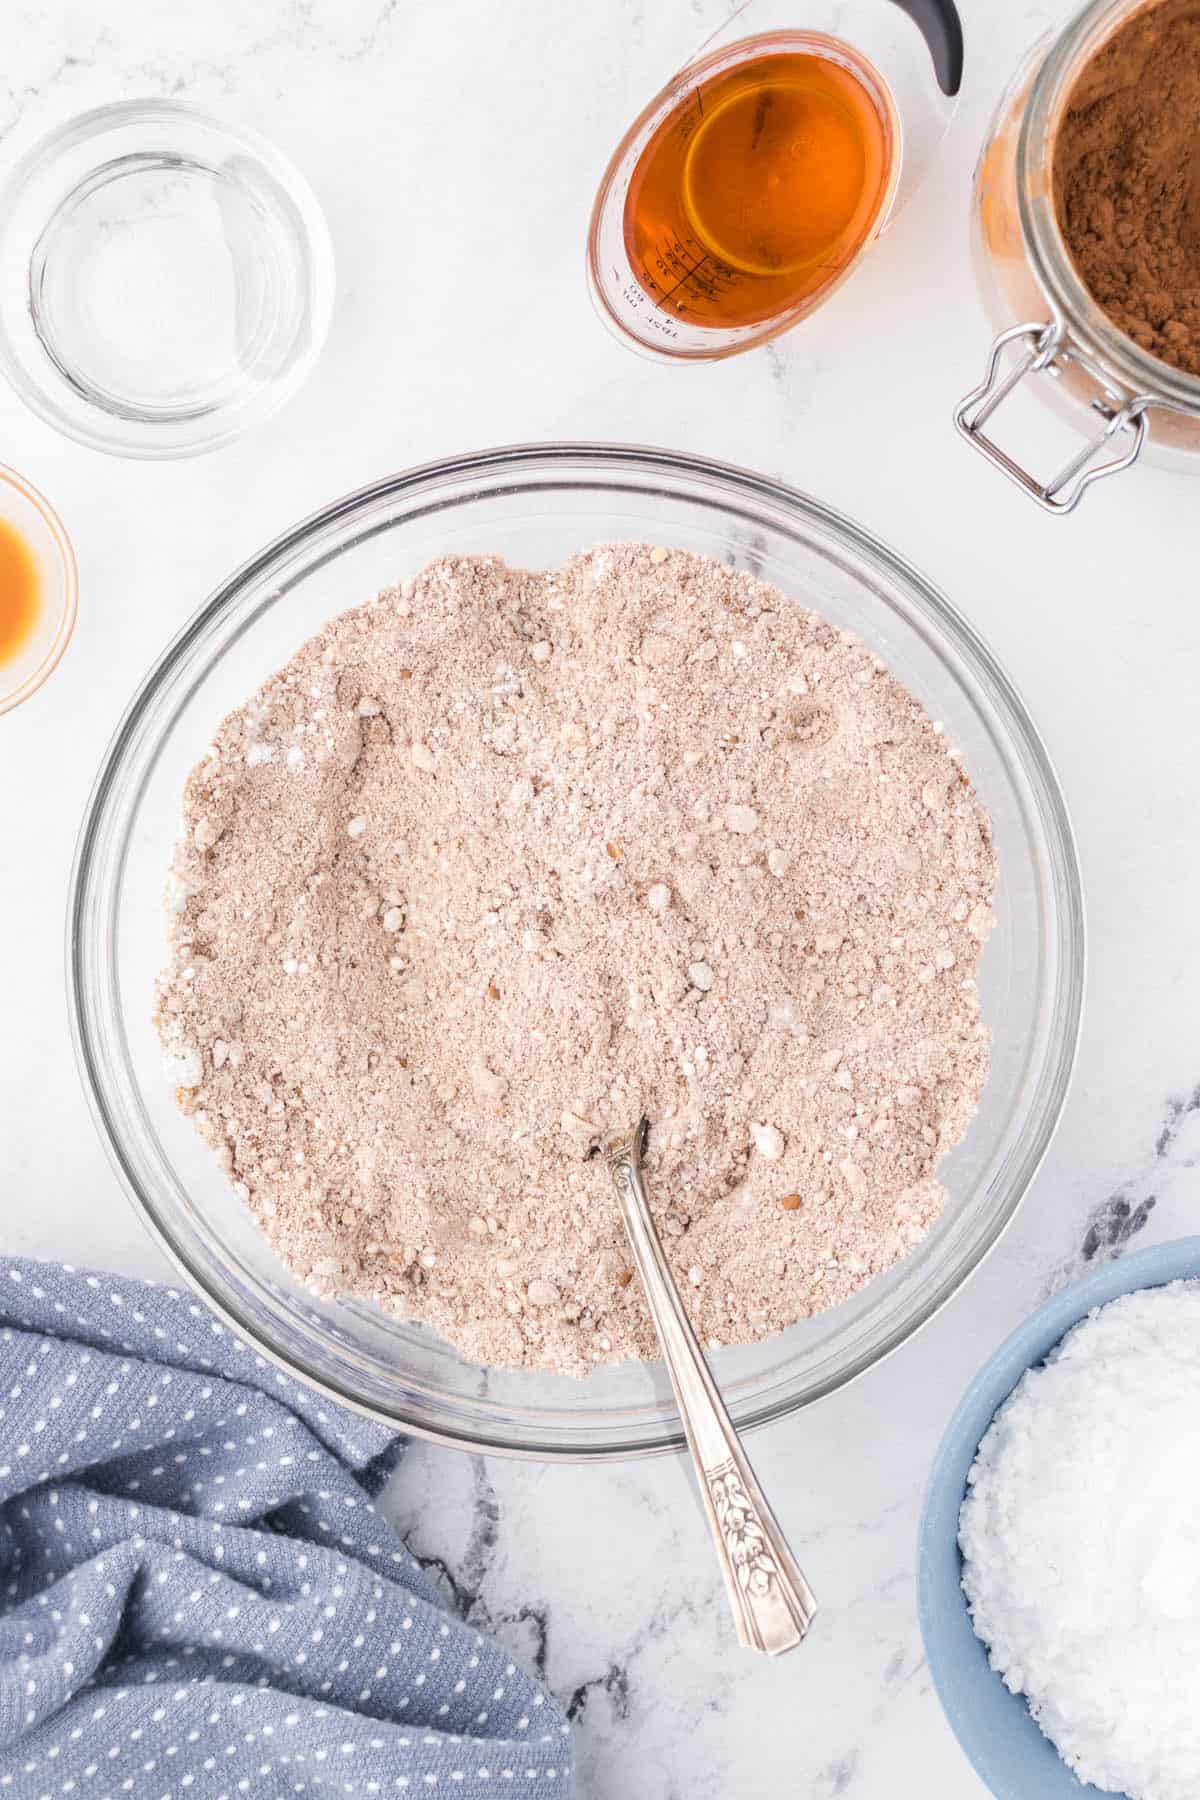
[587,0,963,361]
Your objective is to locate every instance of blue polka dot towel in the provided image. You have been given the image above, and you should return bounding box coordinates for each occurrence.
[0,1259,573,1798]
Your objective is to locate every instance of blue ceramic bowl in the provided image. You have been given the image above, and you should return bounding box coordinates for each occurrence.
[917,1236,1200,1799]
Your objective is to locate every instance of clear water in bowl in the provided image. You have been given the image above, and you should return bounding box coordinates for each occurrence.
[72,447,1083,1458]
[0,102,333,457]
[32,155,291,418]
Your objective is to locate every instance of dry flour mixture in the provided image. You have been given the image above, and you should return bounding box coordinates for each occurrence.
[156,545,995,1373]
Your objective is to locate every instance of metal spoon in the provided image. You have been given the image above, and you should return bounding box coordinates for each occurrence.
[601,1116,817,1655]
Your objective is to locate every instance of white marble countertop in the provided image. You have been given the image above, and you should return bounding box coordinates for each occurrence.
[5,0,1200,1793]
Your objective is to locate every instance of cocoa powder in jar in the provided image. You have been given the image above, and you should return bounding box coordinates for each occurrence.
[1053,0,1200,377]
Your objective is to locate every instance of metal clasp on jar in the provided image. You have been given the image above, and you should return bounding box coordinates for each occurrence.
[955,319,1155,514]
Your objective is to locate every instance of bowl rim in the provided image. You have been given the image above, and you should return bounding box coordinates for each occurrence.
[0,460,78,716]
[916,1235,1200,1799]
[67,441,1086,1459]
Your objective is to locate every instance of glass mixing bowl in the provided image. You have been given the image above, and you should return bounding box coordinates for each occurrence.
[68,445,1084,1460]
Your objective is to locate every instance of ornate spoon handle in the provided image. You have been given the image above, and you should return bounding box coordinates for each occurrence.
[604,1118,817,1655]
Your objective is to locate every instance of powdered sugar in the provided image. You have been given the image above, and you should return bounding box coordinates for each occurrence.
[960,1282,1200,1800]
[156,545,995,1374]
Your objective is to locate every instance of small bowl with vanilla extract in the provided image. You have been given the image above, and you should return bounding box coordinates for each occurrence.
[0,464,77,717]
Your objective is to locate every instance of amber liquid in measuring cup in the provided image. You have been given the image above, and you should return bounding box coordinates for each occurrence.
[624,44,896,331]
[0,518,39,665]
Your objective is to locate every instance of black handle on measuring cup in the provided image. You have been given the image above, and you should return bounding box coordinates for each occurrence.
[888,0,963,95]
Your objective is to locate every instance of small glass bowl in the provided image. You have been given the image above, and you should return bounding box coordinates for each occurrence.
[0,463,77,716]
[68,445,1084,1460]
[0,102,335,459]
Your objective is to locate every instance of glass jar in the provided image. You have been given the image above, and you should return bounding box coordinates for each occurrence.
[958,0,1200,513]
